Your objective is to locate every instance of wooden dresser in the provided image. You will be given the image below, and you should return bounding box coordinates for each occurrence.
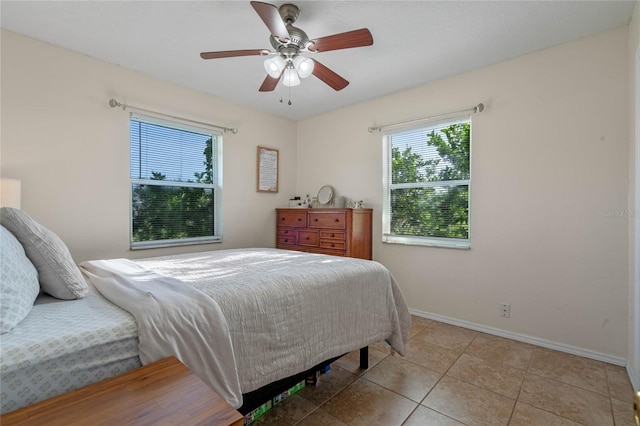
[276,208,373,260]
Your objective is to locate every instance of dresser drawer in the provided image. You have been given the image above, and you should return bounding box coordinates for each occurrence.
[320,230,346,241]
[319,240,345,251]
[277,211,307,227]
[277,235,297,246]
[308,212,346,229]
[297,230,319,247]
[278,227,296,237]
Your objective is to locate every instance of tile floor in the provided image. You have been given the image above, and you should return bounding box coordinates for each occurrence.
[253,315,637,426]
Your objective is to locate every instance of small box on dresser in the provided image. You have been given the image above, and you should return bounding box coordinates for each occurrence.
[276,208,372,260]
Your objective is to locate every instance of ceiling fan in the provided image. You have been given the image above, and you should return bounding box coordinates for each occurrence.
[200,1,373,92]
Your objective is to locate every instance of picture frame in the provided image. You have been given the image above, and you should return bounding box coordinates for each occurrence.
[257,146,279,193]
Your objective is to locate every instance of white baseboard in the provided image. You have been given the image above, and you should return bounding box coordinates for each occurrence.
[409,308,627,367]
[627,363,640,392]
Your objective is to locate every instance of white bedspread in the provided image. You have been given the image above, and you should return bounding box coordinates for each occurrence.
[80,259,242,408]
[81,248,410,408]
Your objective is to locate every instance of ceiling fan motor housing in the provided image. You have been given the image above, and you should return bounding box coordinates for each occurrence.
[270,25,310,52]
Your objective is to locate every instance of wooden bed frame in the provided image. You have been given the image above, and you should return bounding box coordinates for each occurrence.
[239,347,369,414]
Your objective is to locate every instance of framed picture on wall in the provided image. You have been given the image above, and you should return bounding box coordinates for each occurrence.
[257,146,279,193]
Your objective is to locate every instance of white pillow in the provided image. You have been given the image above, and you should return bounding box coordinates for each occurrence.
[0,208,87,300]
[0,225,40,334]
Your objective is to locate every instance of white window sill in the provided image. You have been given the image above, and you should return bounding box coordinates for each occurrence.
[382,235,470,249]
[130,236,222,250]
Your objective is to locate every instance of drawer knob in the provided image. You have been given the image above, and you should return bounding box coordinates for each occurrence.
[281,217,285,221]
[330,243,335,247]
[305,237,310,240]
[330,233,335,237]
[335,219,339,222]
[298,218,302,221]
[314,218,318,222]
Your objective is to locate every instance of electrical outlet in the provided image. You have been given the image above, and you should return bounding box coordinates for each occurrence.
[500,303,511,318]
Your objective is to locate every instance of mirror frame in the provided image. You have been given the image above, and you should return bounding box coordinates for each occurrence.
[317,185,334,205]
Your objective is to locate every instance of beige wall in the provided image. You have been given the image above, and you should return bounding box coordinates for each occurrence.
[298,28,630,359]
[1,25,633,362]
[628,1,640,390]
[0,30,297,262]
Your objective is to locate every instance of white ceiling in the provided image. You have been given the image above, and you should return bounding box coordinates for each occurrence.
[1,1,636,121]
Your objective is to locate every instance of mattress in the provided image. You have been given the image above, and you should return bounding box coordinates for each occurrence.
[0,279,140,414]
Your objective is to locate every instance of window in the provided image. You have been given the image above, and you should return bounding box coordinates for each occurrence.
[382,116,471,249]
[129,114,222,249]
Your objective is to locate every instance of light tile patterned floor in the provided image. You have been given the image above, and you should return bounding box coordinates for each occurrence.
[253,315,636,426]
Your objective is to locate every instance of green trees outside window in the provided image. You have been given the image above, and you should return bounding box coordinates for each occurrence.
[131,164,214,243]
[385,119,471,246]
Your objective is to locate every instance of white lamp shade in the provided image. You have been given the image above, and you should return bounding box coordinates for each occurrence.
[0,178,21,209]
[282,68,301,87]
[293,56,314,78]
[264,56,286,78]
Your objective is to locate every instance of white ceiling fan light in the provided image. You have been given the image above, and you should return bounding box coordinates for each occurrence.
[293,55,314,78]
[264,55,286,78]
[282,66,301,87]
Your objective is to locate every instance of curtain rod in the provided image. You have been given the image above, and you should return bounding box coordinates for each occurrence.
[367,103,484,133]
[108,99,238,134]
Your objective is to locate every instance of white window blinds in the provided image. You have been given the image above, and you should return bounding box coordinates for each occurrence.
[382,116,471,249]
[129,114,222,248]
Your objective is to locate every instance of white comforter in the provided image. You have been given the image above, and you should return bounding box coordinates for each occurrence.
[81,248,410,408]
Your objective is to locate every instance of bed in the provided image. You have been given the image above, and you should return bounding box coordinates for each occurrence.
[0,207,410,415]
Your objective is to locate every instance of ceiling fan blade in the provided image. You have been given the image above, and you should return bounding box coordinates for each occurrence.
[250,1,290,42]
[308,28,373,53]
[259,74,280,92]
[200,49,266,60]
[312,60,349,91]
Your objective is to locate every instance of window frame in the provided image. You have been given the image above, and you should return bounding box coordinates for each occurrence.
[129,113,223,250]
[382,115,472,249]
